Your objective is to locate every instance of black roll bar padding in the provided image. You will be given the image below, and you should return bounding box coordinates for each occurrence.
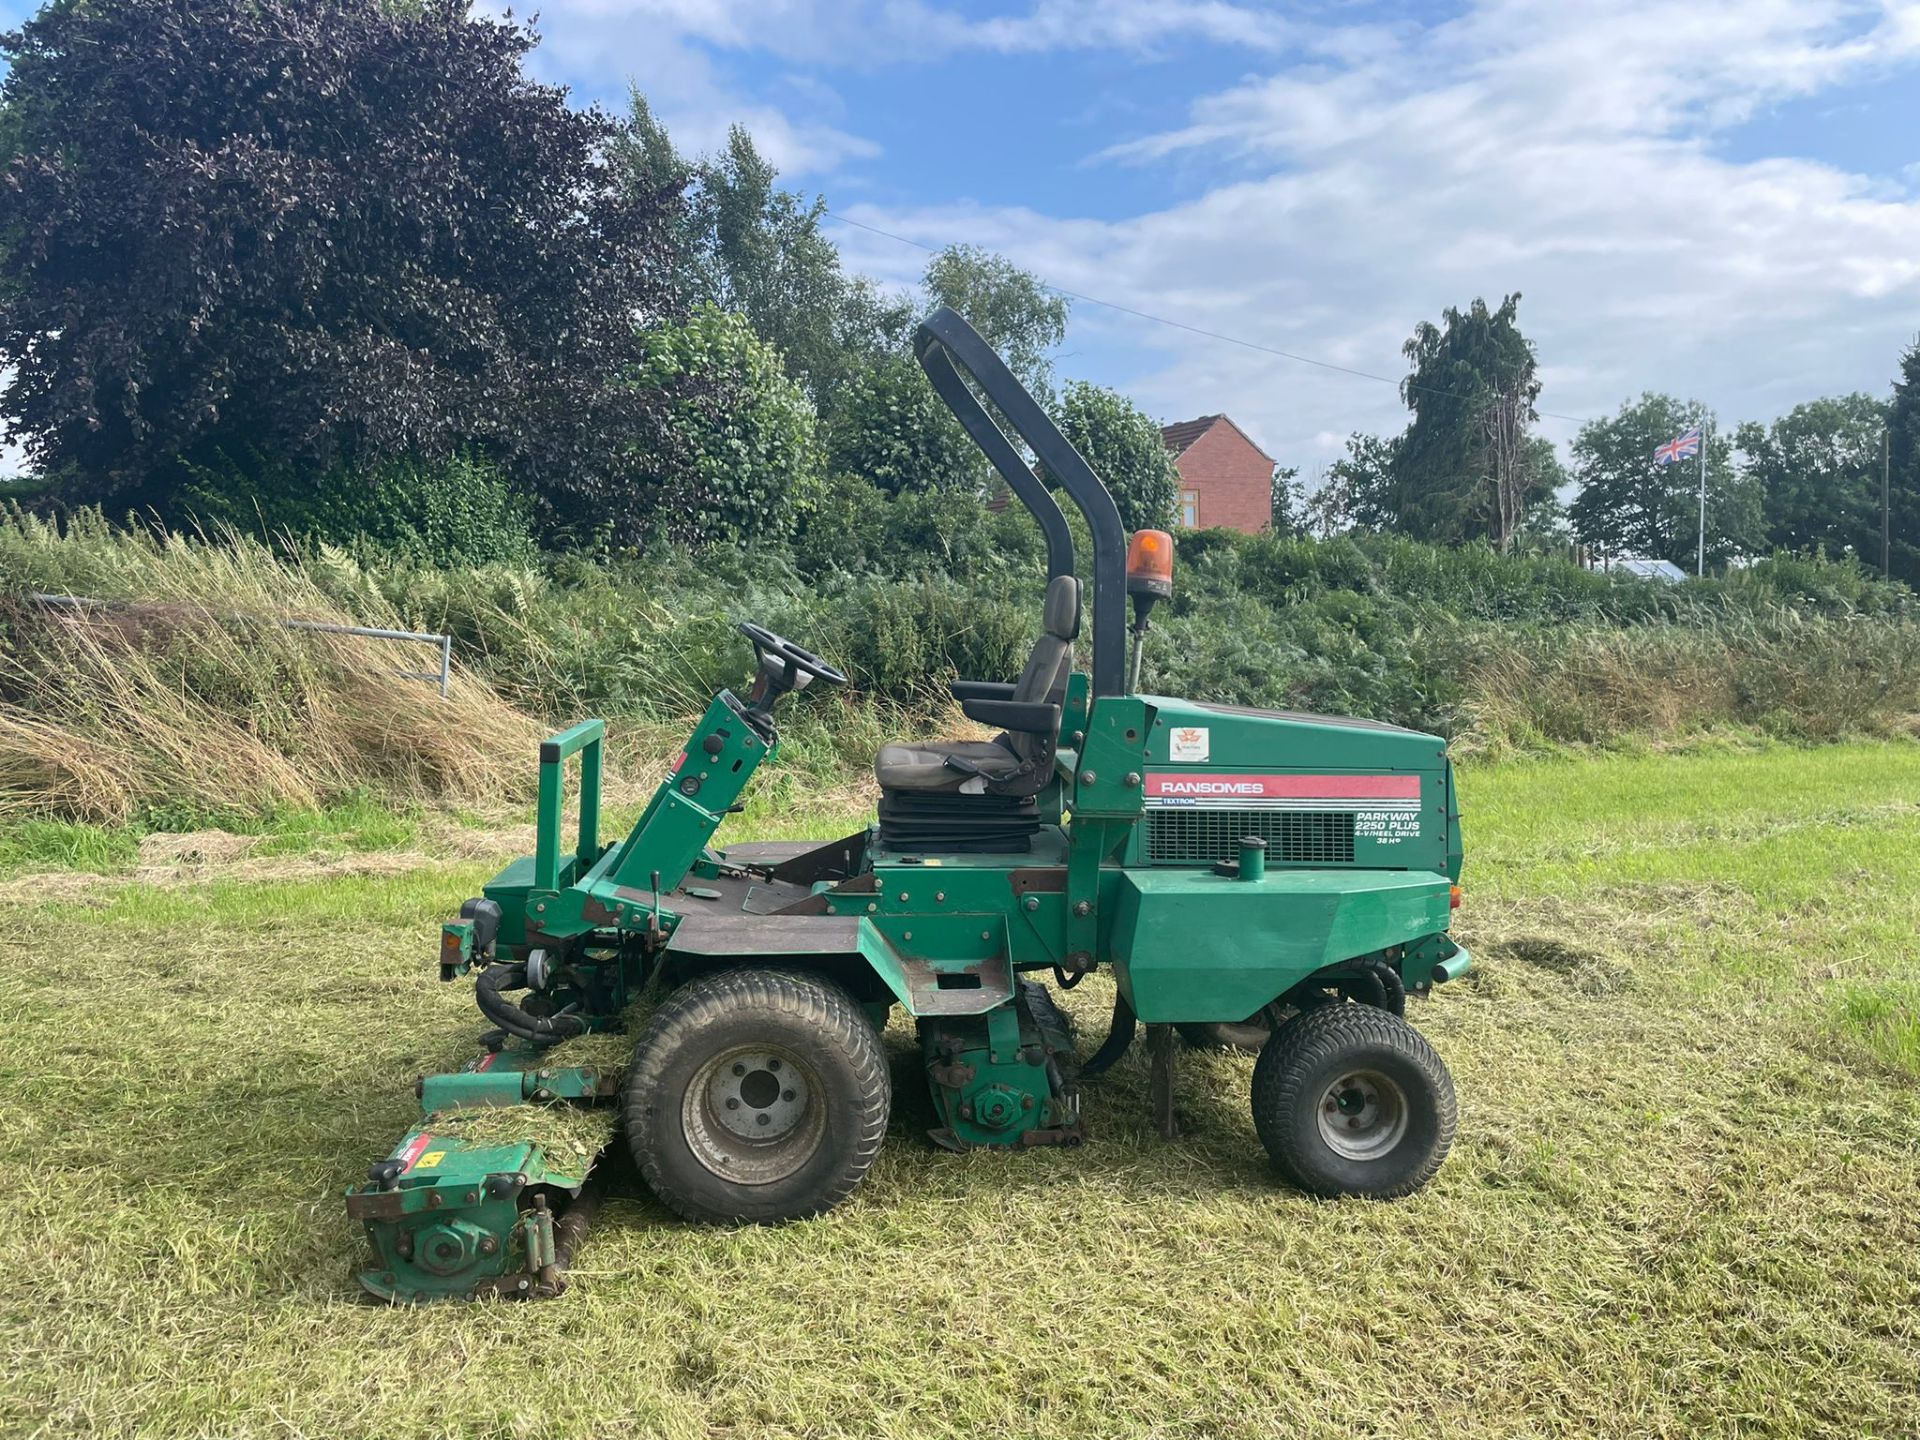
[914,306,1129,697]
[917,343,1076,584]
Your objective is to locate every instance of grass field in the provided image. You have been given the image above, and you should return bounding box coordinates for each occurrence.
[4,741,1919,1439]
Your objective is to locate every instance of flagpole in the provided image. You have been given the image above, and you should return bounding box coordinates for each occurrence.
[1696,416,1708,578]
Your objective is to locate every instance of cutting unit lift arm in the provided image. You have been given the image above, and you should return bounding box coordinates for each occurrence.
[345,307,1473,1304]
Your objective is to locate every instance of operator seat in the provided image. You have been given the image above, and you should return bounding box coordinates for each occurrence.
[873,575,1079,850]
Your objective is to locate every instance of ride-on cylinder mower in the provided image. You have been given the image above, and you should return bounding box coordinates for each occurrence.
[346,308,1471,1303]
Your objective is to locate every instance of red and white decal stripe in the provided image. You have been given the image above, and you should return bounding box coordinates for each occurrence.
[1143,772,1421,810]
[396,1132,436,1173]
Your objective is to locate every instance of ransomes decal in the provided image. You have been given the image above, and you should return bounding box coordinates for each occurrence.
[1143,772,1421,811]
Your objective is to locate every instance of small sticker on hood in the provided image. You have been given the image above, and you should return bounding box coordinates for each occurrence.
[1169,726,1210,762]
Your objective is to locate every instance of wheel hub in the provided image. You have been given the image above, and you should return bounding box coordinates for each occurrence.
[684,1044,825,1185]
[705,1050,810,1142]
[1316,1068,1409,1162]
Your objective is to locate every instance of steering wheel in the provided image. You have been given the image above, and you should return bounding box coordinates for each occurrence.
[738,621,847,713]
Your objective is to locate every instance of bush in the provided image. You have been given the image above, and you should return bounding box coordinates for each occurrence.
[0,0,681,515]
[7,505,1917,829]
[180,449,537,567]
[628,305,819,548]
[823,356,987,496]
[795,476,1047,583]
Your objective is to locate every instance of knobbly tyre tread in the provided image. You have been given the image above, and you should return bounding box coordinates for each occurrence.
[622,967,890,1224]
[1017,977,1075,1037]
[1250,1003,1457,1199]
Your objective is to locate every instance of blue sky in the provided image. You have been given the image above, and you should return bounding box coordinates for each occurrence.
[10,0,1920,475]
[510,0,1920,474]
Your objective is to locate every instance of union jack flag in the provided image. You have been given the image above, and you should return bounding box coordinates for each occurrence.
[1655,426,1702,465]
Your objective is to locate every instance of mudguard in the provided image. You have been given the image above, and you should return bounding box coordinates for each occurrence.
[1108,867,1454,1022]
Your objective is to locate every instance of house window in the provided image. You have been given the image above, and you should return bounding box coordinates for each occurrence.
[1179,490,1199,528]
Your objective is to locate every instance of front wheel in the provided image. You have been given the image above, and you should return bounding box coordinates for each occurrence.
[1250,1005,1456,1199]
[623,968,890,1224]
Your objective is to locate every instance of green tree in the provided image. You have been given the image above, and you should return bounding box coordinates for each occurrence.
[695,127,854,399]
[615,115,912,403]
[1043,381,1178,530]
[1514,437,1572,543]
[1570,394,1761,569]
[0,0,680,520]
[1735,393,1889,564]
[630,305,818,547]
[1394,295,1548,549]
[1305,433,1399,536]
[1269,465,1305,535]
[1879,338,1920,583]
[609,91,705,312]
[922,245,1069,403]
[824,355,986,496]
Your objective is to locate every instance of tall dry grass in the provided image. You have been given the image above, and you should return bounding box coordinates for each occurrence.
[6,504,1919,825]
[0,511,544,824]
[1461,609,1920,752]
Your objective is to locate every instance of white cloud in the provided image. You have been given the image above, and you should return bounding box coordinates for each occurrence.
[522,6,876,176]
[535,0,1304,63]
[517,0,1920,469]
[835,1,1920,470]
[520,0,1313,174]
[901,0,1301,56]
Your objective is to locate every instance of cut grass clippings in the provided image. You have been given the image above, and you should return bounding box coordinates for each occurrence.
[0,742,1917,1438]
[424,1101,621,1169]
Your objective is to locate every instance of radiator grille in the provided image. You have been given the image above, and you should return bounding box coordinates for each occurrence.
[1145,809,1356,865]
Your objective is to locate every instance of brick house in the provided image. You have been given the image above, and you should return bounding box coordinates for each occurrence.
[1160,414,1274,533]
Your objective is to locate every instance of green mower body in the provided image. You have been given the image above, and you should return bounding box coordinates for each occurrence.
[347,309,1470,1303]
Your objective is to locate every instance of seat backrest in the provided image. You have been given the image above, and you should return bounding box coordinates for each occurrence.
[1003,575,1080,763]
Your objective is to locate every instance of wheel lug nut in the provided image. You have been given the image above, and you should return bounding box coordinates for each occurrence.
[732,1063,746,1077]
[726,1097,740,1110]
[756,1113,771,1126]
[767,1058,781,1072]
[782,1089,795,1102]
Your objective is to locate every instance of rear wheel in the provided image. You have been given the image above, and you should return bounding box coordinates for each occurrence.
[1250,1004,1455,1199]
[623,968,890,1224]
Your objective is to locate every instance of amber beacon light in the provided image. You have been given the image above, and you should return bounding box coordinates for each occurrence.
[1124,529,1175,690]
[1126,529,1175,601]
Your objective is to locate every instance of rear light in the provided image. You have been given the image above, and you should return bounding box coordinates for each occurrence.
[1449,885,1462,910]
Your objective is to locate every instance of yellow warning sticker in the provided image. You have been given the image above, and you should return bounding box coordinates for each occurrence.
[417,1150,446,1169]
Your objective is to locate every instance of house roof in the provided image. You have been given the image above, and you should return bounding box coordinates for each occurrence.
[1160,413,1275,465]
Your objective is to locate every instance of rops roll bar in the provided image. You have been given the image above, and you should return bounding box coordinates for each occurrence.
[913,306,1128,698]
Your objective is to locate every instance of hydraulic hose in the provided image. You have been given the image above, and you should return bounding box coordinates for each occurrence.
[1078,992,1137,1078]
[1343,968,1389,1011]
[475,963,587,1049]
[1357,957,1407,1017]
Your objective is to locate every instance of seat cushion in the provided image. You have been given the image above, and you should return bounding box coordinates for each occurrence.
[875,739,1022,792]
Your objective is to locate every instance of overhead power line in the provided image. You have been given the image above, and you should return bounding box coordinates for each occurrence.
[823,208,1594,425]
